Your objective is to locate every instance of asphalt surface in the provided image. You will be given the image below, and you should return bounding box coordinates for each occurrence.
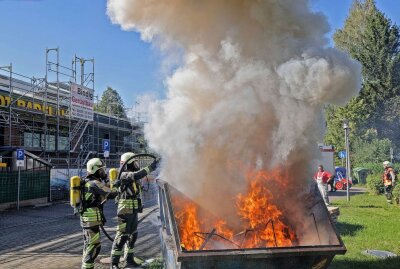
[328,186,367,202]
[0,185,162,269]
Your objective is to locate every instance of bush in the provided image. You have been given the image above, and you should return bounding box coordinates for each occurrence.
[392,184,400,205]
[366,173,383,195]
[351,136,392,167]
[355,163,400,176]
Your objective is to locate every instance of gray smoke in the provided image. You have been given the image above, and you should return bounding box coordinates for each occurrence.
[107,0,361,241]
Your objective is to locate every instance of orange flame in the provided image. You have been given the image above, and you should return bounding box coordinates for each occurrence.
[237,170,296,248]
[173,168,297,250]
[174,202,204,250]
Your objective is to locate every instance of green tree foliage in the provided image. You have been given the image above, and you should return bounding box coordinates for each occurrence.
[351,134,392,166]
[334,0,400,114]
[94,87,127,118]
[324,98,368,151]
[326,0,400,160]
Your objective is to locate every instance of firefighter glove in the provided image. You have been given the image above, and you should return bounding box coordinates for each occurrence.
[150,158,160,170]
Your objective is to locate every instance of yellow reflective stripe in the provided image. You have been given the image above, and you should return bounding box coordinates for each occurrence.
[82,262,94,269]
[85,208,99,213]
[118,223,126,229]
[119,199,134,205]
[112,250,123,256]
[86,244,95,253]
[85,192,92,200]
[127,247,135,254]
[90,233,100,244]
[133,182,137,193]
[144,167,151,174]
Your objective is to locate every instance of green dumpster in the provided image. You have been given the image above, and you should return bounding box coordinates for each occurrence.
[353,167,370,184]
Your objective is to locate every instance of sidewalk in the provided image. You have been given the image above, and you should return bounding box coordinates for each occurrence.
[0,197,161,268]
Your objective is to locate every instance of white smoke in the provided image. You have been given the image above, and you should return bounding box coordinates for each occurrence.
[107,0,361,232]
[127,93,158,123]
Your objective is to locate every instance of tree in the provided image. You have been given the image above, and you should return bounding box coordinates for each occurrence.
[95,87,127,118]
[326,0,400,151]
[334,0,400,114]
[324,97,368,151]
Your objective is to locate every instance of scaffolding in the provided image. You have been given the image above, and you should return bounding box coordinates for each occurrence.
[0,48,145,171]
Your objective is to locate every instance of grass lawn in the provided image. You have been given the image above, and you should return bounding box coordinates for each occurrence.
[330,193,400,269]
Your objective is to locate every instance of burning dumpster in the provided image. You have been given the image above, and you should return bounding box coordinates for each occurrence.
[157,178,346,269]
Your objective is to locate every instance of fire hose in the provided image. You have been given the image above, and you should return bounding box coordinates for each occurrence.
[101,153,158,243]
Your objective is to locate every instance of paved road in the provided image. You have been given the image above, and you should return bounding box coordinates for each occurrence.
[0,185,162,269]
[328,186,367,202]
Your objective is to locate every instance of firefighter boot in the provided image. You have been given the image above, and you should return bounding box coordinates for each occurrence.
[125,253,141,268]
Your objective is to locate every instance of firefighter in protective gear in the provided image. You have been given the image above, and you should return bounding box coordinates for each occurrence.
[81,158,118,269]
[382,161,396,203]
[110,153,159,269]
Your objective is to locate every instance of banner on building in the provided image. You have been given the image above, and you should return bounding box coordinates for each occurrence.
[70,83,94,121]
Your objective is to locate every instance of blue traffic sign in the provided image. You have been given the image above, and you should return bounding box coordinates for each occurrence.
[103,139,110,151]
[338,151,346,159]
[16,149,24,160]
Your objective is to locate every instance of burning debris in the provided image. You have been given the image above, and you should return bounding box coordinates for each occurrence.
[158,179,346,269]
[173,168,298,251]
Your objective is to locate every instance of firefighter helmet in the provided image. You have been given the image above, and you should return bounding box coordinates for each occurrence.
[120,152,136,165]
[383,161,393,168]
[87,158,106,175]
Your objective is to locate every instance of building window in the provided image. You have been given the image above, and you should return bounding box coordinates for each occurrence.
[58,136,69,151]
[42,134,55,151]
[24,132,41,148]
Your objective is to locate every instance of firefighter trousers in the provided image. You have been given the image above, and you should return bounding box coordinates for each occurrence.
[384,185,393,203]
[82,226,101,269]
[111,213,139,265]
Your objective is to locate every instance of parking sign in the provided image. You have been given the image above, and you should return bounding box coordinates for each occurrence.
[103,139,110,158]
[16,149,24,167]
[103,139,110,151]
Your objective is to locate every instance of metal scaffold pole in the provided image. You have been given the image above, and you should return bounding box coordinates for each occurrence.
[8,64,12,146]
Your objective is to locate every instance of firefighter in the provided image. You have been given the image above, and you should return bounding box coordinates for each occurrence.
[80,158,118,269]
[382,161,396,203]
[110,153,159,269]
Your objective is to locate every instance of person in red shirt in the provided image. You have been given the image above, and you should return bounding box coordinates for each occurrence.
[313,165,332,206]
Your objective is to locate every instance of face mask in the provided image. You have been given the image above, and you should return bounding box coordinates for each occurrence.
[99,168,107,181]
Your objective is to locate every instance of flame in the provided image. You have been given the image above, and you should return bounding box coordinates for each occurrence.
[174,202,204,250]
[173,168,297,250]
[236,170,296,248]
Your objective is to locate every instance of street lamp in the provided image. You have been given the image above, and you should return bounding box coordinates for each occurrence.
[343,119,351,202]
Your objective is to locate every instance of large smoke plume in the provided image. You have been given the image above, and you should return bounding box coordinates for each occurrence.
[107,0,361,242]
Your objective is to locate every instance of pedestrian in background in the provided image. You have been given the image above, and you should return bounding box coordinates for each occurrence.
[314,165,332,206]
[382,161,396,204]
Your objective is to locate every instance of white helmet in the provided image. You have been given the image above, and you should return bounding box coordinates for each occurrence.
[383,161,393,168]
[120,152,136,165]
[87,158,106,175]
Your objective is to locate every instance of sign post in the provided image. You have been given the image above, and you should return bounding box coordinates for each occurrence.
[16,149,24,211]
[343,120,351,202]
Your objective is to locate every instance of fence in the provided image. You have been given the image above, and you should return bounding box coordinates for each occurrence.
[0,156,51,210]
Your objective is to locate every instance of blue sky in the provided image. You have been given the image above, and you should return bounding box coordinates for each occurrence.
[0,0,399,107]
